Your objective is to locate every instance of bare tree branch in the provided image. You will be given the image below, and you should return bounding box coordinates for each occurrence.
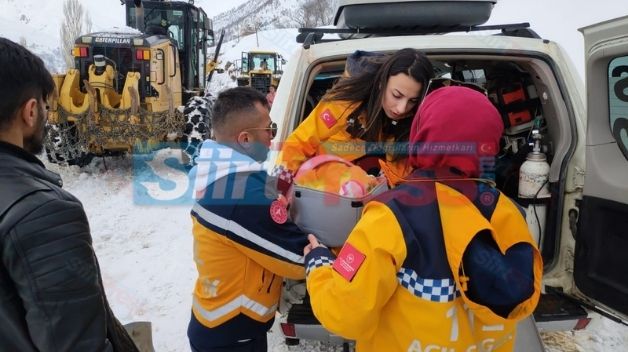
[59,0,92,69]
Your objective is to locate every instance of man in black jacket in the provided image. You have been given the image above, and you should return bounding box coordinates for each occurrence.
[0,38,137,351]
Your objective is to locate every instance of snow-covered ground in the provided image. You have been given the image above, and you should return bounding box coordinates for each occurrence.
[41,145,628,352]
[45,154,195,352]
[542,315,628,352]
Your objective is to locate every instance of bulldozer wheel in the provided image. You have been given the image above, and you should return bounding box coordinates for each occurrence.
[45,122,93,167]
[181,95,213,166]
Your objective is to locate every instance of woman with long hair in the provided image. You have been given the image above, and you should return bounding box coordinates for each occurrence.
[275,48,434,184]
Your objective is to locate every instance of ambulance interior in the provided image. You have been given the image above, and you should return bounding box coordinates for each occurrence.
[294,54,577,269]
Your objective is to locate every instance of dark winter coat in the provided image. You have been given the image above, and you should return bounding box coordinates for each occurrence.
[0,141,138,352]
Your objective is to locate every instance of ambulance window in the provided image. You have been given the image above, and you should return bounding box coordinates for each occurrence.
[608,56,628,161]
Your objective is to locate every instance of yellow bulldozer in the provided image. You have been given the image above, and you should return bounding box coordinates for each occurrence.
[236,50,285,94]
[46,0,219,166]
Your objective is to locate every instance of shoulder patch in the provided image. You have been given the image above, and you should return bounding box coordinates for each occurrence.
[319,108,338,129]
[332,242,366,282]
[270,196,289,224]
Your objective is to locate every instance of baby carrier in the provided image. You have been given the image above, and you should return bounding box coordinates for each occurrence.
[290,155,388,247]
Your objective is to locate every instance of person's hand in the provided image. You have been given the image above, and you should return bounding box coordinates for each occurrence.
[304,234,325,256]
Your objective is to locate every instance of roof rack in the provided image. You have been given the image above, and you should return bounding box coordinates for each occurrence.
[297,23,540,48]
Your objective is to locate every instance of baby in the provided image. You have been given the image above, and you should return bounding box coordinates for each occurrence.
[293,155,380,198]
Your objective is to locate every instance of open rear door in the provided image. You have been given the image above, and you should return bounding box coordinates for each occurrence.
[575,16,628,322]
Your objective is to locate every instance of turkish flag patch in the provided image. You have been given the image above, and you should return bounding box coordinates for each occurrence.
[332,243,366,282]
[478,142,498,156]
[319,108,338,129]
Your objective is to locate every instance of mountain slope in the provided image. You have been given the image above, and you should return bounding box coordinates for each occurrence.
[206,0,336,43]
[209,0,298,42]
[0,0,125,73]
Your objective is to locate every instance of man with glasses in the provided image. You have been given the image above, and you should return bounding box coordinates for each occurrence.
[187,87,309,352]
[0,38,137,351]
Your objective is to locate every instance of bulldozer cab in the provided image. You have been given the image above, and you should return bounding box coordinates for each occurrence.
[242,51,280,73]
[125,0,213,98]
[238,50,284,93]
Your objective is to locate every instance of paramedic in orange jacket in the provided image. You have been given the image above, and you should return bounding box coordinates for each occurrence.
[274,48,434,190]
[187,87,310,352]
[303,86,543,352]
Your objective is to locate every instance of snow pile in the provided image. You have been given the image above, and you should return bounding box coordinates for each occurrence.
[542,313,628,352]
[206,70,238,96]
[96,26,142,35]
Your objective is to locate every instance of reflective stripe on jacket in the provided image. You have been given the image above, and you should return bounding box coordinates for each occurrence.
[189,140,308,345]
[305,177,542,352]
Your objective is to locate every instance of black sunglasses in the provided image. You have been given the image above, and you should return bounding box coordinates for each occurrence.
[422,77,488,102]
[245,121,278,138]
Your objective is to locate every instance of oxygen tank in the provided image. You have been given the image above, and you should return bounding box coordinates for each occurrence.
[519,130,550,245]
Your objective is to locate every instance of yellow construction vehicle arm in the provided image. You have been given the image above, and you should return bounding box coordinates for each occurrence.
[206,29,225,84]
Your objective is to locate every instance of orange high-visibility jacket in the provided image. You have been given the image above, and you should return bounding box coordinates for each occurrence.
[276,100,411,178]
[188,140,308,346]
[305,177,542,352]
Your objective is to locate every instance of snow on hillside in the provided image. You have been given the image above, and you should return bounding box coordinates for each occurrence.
[214,27,299,65]
[0,0,67,71]
[0,0,125,72]
[204,28,299,96]
[209,0,302,42]
[207,70,238,96]
[199,0,249,17]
